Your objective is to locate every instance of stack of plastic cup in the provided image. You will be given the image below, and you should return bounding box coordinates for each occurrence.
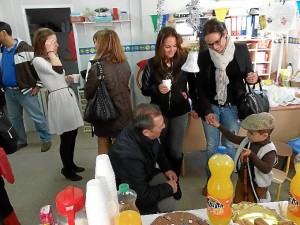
[85,179,110,225]
[95,154,118,225]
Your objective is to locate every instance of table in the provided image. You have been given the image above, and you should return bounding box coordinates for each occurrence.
[141,201,286,225]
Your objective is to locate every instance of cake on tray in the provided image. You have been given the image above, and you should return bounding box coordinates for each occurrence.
[151,211,208,225]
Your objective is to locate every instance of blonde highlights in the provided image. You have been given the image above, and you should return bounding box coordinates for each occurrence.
[93,29,127,63]
[33,28,55,57]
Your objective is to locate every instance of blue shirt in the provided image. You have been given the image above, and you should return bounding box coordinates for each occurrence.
[1,41,18,87]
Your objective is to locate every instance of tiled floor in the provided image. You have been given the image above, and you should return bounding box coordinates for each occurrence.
[5,130,295,225]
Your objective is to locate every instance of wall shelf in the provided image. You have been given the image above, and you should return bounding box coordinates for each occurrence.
[235,38,273,79]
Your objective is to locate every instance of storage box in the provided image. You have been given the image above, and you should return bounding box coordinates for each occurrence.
[257,39,271,49]
[70,16,85,23]
[256,52,266,62]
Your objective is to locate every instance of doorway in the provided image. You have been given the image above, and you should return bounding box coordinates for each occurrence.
[25,7,79,75]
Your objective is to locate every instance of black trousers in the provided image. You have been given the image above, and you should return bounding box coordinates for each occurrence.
[59,129,78,170]
[0,177,13,221]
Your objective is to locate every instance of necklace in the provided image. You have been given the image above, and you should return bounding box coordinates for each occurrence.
[165,59,173,80]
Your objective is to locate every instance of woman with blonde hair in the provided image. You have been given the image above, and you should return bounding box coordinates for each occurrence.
[84,29,132,154]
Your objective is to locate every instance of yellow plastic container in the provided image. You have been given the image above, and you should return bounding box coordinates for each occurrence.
[115,210,142,225]
[287,154,300,224]
[207,146,234,225]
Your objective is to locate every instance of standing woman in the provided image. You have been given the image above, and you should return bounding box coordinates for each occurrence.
[84,29,132,155]
[32,28,84,181]
[141,27,197,200]
[195,18,258,195]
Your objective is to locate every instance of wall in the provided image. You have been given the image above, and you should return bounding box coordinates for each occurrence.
[1,0,292,130]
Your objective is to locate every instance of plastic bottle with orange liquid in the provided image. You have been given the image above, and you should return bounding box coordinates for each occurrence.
[207,146,234,225]
[115,183,142,225]
[287,153,300,224]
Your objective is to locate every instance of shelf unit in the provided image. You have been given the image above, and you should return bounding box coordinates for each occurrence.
[234,38,273,79]
[77,87,92,133]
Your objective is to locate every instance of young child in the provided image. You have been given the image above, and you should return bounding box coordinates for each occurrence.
[210,112,277,203]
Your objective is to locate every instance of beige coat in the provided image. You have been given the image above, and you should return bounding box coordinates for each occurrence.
[84,59,132,131]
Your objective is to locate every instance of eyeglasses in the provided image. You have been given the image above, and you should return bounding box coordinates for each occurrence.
[206,35,223,48]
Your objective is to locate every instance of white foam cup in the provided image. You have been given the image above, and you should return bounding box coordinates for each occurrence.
[72,74,80,83]
[162,79,171,90]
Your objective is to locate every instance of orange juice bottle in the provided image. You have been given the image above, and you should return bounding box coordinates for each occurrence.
[287,153,300,224]
[207,146,234,225]
[115,183,142,225]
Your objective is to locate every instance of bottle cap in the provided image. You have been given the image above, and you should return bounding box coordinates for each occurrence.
[217,146,227,154]
[119,183,129,193]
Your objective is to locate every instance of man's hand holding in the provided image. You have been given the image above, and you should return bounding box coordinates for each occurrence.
[166,179,177,194]
[31,86,41,96]
[165,170,177,182]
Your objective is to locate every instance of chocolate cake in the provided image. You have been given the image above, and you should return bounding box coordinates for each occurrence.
[151,211,209,225]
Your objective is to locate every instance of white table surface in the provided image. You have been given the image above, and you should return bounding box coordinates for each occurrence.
[141,201,286,225]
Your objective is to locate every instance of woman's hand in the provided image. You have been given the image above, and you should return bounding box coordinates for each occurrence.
[246,72,258,84]
[189,110,198,119]
[158,83,170,94]
[45,39,57,53]
[66,75,74,82]
[210,119,220,128]
[205,113,216,125]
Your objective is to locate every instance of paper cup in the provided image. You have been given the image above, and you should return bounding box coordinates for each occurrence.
[162,79,171,90]
[72,74,80,83]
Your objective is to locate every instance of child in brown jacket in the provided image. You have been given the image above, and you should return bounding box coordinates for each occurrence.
[210,112,277,203]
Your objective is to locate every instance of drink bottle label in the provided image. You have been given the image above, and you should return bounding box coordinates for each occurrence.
[288,191,300,217]
[207,195,233,219]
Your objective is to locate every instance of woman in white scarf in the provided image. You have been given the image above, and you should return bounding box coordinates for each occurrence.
[193,18,258,196]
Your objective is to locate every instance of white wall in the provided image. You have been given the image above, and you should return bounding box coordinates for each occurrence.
[2,0,297,127]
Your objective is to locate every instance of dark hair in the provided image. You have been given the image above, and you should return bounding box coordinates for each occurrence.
[132,103,161,132]
[33,28,55,57]
[0,22,12,36]
[203,18,226,37]
[153,27,185,83]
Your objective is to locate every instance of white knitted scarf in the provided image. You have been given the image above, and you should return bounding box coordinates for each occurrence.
[209,36,235,105]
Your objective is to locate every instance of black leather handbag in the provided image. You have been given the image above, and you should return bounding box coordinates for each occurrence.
[237,80,270,120]
[83,62,119,123]
[0,111,18,154]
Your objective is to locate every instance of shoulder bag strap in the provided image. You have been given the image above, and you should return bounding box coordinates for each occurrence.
[96,62,105,80]
[244,79,263,93]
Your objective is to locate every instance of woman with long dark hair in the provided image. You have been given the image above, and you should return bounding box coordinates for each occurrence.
[195,18,258,195]
[141,27,197,200]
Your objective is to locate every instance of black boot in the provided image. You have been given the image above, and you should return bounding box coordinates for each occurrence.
[171,155,183,200]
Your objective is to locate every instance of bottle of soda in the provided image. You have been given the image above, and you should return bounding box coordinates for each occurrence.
[207,146,234,225]
[287,153,300,224]
[115,183,142,225]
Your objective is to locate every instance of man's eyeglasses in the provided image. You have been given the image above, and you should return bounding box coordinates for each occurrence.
[206,35,223,48]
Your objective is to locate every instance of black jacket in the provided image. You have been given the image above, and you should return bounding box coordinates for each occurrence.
[108,123,173,214]
[195,43,253,119]
[141,57,197,117]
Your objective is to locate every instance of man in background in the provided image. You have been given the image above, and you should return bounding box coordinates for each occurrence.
[0,21,51,152]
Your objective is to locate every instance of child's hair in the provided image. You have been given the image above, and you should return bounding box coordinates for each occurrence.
[256,128,274,135]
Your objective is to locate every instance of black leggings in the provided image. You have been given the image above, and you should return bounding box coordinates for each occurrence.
[0,177,13,221]
[59,129,78,170]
